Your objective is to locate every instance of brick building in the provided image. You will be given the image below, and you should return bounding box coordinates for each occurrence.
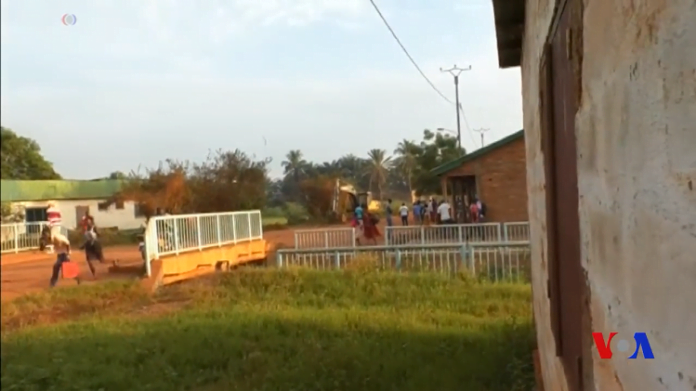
[431,130,527,223]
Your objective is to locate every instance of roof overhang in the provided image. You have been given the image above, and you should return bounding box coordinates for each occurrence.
[430,129,524,176]
[492,0,525,68]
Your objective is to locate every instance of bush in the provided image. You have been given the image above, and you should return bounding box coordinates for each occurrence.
[67,227,140,247]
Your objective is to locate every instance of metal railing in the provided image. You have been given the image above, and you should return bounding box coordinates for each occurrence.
[0,222,69,254]
[385,223,504,245]
[294,227,356,249]
[502,222,530,241]
[143,210,263,276]
[276,241,531,282]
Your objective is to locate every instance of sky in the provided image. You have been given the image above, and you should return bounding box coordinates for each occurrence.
[0,0,522,179]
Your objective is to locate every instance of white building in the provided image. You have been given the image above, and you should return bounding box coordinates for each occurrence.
[1,179,146,230]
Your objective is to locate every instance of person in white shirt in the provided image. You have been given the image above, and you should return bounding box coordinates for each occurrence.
[437,199,453,224]
[46,201,62,241]
[399,203,409,225]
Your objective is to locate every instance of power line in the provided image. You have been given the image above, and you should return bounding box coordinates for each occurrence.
[458,104,477,146]
[367,0,453,104]
[367,0,478,150]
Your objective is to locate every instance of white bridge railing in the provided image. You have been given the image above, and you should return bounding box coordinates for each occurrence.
[385,222,530,245]
[294,227,356,249]
[1,222,69,254]
[143,210,263,276]
[277,241,532,283]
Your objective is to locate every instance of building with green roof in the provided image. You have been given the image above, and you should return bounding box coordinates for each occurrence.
[1,180,145,230]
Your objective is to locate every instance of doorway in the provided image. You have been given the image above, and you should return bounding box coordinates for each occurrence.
[449,175,477,223]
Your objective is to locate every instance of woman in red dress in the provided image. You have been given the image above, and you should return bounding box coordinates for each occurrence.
[356,207,380,245]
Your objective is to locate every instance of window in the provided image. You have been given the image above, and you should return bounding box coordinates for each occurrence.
[134,203,146,218]
[97,201,109,211]
[115,200,125,210]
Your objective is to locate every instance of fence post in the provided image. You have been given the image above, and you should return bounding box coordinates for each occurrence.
[276,252,283,267]
[384,227,390,246]
[395,248,402,270]
[458,225,463,243]
[196,216,202,250]
[232,215,237,243]
[351,228,356,247]
[216,215,222,247]
[13,224,19,253]
[502,223,509,242]
[294,232,299,249]
[496,223,503,242]
[324,231,329,248]
[420,226,425,244]
[173,218,180,255]
[334,251,340,269]
[247,213,252,240]
[460,244,468,274]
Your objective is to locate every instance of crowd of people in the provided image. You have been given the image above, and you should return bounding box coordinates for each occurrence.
[383,196,486,227]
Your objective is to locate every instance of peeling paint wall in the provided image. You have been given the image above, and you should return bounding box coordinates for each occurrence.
[521,0,696,390]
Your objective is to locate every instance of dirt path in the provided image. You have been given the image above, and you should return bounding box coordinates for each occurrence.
[1,223,392,302]
[0,245,144,302]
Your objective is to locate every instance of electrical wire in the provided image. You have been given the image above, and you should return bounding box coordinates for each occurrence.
[367,0,453,104]
[458,104,478,146]
[368,0,479,149]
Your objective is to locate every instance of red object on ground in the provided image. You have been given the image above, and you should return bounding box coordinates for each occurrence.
[61,262,80,279]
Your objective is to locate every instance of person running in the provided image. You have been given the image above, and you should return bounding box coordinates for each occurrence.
[46,201,62,241]
[48,230,86,287]
[354,203,364,230]
[399,202,409,225]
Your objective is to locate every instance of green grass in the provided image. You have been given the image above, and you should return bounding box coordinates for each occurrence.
[1,269,536,391]
[261,216,288,226]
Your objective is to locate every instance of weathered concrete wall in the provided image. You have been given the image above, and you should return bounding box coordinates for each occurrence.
[521,0,696,390]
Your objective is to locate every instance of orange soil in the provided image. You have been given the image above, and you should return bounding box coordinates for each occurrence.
[0,222,395,302]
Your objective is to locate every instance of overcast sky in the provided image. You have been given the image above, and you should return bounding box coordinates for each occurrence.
[0,0,522,179]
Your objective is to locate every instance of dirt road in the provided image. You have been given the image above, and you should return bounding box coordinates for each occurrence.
[1,223,390,302]
[1,245,144,302]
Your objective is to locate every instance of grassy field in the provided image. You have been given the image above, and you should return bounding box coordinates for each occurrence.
[1,269,535,391]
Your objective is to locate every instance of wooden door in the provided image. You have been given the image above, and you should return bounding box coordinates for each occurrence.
[541,0,584,390]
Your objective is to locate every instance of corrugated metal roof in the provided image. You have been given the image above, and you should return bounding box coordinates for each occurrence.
[0,179,126,202]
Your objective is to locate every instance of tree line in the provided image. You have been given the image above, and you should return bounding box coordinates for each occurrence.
[272,129,464,205]
[1,126,464,221]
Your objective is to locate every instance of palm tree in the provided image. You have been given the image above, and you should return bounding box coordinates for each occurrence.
[281,150,307,183]
[365,149,392,200]
[393,139,418,197]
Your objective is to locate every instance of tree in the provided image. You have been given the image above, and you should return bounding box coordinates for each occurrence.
[1,127,61,180]
[364,149,392,200]
[281,150,307,183]
[109,171,127,179]
[281,150,308,201]
[411,129,465,195]
[393,139,418,198]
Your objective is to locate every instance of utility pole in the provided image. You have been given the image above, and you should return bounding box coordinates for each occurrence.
[440,64,471,152]
[474,128,489,147]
